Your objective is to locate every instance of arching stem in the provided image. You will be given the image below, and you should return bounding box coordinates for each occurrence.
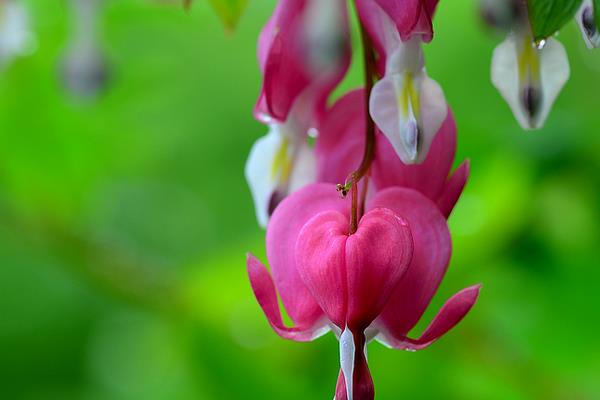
[337,16,377,235]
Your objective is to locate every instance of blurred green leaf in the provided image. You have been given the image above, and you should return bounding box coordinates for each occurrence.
[207,0,249,30]
[595,0,600,27]
[527,0,583,40]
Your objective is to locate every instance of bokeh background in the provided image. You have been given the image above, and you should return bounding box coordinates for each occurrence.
[1,0,599,399]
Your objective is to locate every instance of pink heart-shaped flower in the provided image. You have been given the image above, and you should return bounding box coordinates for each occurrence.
[295,207,413,330]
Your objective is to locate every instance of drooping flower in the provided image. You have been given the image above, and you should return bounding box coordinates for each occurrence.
[489,2,570,130]
[246,0,351,227]
[491,32,570,130]
[61,0,109,98]
[357,0,447,164]
[576,0,600,49]
[247,183,480,399]
[0,0,34,69]
[316,89,468,218]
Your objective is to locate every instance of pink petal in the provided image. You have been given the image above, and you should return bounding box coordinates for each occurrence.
[316,89,365,185]
[294,210,349,327]
[437,160,470,218]
[255,0,351,123]
[367,187,451,337]
[262,28,312,121]
[346,208,413,329]
[247,254,327,342]
[377,285,481,350]
[267,183,349,328]
[372,0,422,40]
[372,110,457,202]
[295,208,413,329]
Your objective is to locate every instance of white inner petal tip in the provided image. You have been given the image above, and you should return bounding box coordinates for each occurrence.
[339,327,355,400]
[403,118,419,163]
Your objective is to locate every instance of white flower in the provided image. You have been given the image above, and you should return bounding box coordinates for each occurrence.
[491,31,570,130]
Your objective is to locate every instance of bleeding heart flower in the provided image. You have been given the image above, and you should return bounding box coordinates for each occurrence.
[247,0,351,227]
[247,183,480,399]
[491,30,570,130]
[356,0,447,164]
[316,89,468,218]
[576,0,600,49]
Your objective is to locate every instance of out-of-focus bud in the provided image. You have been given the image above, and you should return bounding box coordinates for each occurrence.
[60,0,109,98]
[0,0,36,68]
[479,0,525,32]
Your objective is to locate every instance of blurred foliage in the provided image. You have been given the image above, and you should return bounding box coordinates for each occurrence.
[0,0,599,399]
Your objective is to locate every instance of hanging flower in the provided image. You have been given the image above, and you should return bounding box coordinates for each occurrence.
[491,31,570,130]
[357,0,447,164]
[576,0,600,49]
[247,184,480,399]
[488,2,570,130]
[246,0,351,227]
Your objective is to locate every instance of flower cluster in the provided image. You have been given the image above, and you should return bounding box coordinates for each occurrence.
[482,0,598,130]
[245,1,480,398]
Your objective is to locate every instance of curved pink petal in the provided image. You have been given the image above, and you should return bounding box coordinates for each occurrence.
[247,254,327,342]
[267,183,349,328]
[316,89,365,185]
[294,211,349,327]
[372,109,457,202]
[367,187,451,337]
[377,285,481,350]
[261,29,312,121]
[437,160,470,218]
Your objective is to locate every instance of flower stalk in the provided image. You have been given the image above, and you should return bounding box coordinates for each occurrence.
[337,15,377,235]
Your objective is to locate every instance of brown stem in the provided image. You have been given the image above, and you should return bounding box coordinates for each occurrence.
[339,13,377,235]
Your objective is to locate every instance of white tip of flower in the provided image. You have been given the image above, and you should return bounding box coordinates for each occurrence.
[370,73,446,165]
[491,35,570,130]
[245,125,316,228]
[339,327,355,400]
[576,0,600,49]
[245,128,281,228]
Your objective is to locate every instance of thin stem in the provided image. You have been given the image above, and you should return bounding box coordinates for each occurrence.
[338,14,377,235]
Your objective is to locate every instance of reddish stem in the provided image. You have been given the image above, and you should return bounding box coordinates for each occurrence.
[341,16,377,235]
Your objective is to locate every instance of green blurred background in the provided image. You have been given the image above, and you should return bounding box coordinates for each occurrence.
[1,0,599,399]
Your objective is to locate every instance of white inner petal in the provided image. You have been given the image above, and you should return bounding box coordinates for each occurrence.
[339,327,355,400]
